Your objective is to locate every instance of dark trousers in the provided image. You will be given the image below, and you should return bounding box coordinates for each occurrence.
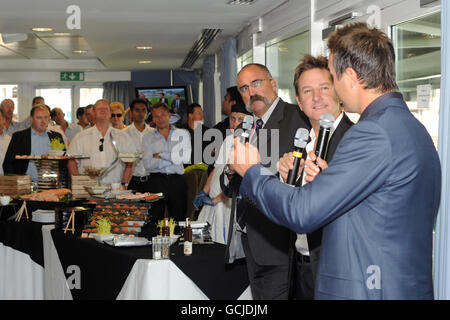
[143,173,187,222]
[241,234,290,300]
[128,175,150,193]
[293,252,315,300]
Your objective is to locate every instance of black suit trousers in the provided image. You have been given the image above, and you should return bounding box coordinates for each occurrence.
[143,173,187,222]
[241,233,290,300]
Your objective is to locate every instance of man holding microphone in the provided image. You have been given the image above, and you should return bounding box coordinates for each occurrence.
[229,22,441,299]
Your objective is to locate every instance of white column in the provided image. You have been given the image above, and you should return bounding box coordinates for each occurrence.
[252,33,265,65]
[434,4,450,300]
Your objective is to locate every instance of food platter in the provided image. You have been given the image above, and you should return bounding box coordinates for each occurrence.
[15,155,90,160]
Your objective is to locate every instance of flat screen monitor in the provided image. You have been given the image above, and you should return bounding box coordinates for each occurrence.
[135,86,188,111]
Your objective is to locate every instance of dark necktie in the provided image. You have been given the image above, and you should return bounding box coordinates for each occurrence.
[255,118,264,136]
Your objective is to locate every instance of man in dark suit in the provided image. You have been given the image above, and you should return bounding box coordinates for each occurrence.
[159,93,169,104]
[222,63,310,299]
[171,93,188,124]
[231,23,441,299]
[277,54,353,299]
[3,105,66,180]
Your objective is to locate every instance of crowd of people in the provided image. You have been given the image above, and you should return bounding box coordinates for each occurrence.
[0,22,441,300]
[0,88,248,223]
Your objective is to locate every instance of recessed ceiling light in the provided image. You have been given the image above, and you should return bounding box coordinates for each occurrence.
[227,0,255,5]
[73,49,87,54]
[32,27,53,32]
[139,60,152,64]
[54,33,71,36]
[136,46,152,50]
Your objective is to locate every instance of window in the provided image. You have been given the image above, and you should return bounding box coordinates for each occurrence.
[36,88,73,122]
[237,49,253,71]
[80,87,103,108]
[393,12,441,149]
[266,31,309,104]
[0,85,18,120]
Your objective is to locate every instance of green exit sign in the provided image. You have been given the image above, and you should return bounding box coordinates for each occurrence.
[60,71,84,81]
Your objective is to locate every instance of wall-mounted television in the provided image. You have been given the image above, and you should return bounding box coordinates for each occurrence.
[135,86,189,111]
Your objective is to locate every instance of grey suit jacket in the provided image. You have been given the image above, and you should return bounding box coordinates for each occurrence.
[240,92,441,299]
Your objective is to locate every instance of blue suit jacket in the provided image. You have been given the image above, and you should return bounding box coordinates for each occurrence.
[240,92,441,299]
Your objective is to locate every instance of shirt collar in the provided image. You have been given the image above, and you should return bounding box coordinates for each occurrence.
[132,122,150,132]
[31,127,49,136]
[94,124,112,138]
[310,112,344,140]
[253,96,280,127]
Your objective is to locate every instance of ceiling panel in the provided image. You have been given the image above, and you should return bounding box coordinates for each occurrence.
[0,0,282,71]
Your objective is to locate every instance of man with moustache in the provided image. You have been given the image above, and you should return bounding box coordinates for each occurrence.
[221,63,310,299]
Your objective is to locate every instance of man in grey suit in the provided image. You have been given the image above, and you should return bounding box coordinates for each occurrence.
[229,22,441,299]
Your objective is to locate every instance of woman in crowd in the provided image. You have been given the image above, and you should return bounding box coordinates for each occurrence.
[110,102,127,130]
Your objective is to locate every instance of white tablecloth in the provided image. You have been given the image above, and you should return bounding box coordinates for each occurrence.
[0,242,44,299]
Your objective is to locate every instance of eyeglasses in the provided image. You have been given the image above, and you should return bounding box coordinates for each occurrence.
[99,138,104,152]
[238,78,271,94]
[111,113,122,118]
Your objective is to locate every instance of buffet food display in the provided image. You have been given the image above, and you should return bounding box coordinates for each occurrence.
[15,155,89,191]
[81,201,151,237]
[8,152,179,249]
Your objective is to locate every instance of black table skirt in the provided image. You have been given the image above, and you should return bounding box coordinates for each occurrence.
[51,229,248,300]
[0,221,44,267]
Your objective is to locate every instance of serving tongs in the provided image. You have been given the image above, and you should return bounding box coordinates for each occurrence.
[97,132,120,179]
[110,131,120,155]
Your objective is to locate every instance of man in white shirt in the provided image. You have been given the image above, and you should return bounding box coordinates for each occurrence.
[0,109,11,175]
[67,99,134,186]
[277,55,353,299]
[123,98,154,192]
[51,107,82,143]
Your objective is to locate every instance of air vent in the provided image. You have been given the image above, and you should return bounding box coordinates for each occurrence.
[180,28,222,69]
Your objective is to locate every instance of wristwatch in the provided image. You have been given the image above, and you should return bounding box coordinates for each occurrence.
[121,182,128,188]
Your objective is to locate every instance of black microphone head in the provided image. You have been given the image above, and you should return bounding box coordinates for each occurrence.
[294,128,309,148]
[242,115,254,131]
[319,113,335,129]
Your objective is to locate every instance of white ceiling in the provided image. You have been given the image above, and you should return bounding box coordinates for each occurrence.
[0,0,282,71]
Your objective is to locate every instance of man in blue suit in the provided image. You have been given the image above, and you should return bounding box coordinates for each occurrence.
[229,22,441,299]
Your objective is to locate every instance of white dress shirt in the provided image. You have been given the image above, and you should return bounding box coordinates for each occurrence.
[67,125,134,184]
[295,112,343,256]
[0,131,11,176]
[123,122,155,177]
[63,122,82,143]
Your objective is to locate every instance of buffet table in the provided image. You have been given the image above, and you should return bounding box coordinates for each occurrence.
[0,220,251,300]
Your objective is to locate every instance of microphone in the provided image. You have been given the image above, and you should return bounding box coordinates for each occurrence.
[286,128,310,185]
[239,115,254,144]
[314,113,335,165]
